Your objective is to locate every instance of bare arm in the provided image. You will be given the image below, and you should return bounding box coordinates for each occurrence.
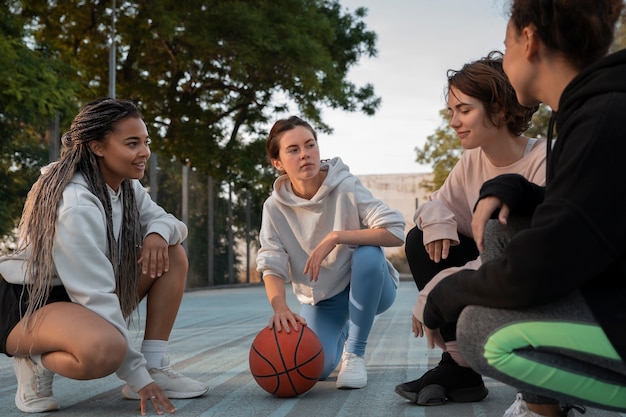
[263,274,306,332]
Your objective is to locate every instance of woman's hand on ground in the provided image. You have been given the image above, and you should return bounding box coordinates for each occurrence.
[138,382,176,415]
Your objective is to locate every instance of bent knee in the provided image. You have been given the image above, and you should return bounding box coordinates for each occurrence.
[79,333,127,378]
[169,243,189,273]
[351,246,384,270]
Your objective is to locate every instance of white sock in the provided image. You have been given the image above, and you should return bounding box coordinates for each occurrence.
[141,340,168,369]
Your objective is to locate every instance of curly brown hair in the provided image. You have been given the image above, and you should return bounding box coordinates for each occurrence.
[446,50,538,136]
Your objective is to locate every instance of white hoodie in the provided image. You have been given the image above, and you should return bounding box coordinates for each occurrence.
[0,172,187,393]
[256,157,405,305]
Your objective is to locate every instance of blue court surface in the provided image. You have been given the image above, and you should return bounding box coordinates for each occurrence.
[1,280,623,416]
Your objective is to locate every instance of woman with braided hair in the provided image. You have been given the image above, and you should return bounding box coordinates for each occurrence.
[0,98,207,414]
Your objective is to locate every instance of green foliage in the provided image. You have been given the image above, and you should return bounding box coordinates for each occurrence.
[525,104,554,139]
[415,109,462,192]
[4,0,380,283]
[0,1,79,239]
[21,0,379,176]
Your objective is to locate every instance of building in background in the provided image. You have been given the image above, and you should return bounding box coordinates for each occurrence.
[357,173,432,274]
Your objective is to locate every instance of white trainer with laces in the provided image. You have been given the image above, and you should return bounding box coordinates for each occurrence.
[336,352,367,389]
[13,356,60,413]
[122,356,208,400]
[503,393,585,417]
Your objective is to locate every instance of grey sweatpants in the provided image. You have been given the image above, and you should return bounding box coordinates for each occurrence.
[457,219,626,411]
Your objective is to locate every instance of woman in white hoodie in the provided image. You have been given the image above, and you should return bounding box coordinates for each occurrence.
[256,116,405,389]
[0,98,207,415]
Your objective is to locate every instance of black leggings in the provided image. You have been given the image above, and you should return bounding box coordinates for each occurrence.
[404,226,478,341]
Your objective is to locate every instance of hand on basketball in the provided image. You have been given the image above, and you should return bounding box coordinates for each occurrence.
[139,233,169,278]
[137,382,176,415]
[269,307,307,333]
[424,239,451,263]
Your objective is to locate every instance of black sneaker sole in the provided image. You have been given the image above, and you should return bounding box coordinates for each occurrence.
[395,384,446,406]
[448,384,489,403]
[417,384,446,406]
[395,383,488,405]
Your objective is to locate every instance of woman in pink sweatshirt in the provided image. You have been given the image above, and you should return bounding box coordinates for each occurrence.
[396,51,546,406]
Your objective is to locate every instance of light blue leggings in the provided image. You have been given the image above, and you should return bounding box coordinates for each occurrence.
[299,246,397,379]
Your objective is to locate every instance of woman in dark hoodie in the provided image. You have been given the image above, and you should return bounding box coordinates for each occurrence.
[422,1,626,416]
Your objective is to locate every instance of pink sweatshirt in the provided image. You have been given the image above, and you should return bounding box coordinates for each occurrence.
[413,138,547,321]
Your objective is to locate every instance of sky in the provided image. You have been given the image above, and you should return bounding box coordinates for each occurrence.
[316,0,510,175]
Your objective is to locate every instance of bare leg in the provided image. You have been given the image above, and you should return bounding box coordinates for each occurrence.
[136,244,188,341]
[6,302,126,379]
[527,403,560,416]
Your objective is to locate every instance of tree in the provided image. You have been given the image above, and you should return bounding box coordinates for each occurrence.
[21,0,379,175]
[414,109,461,192]
[15,0,380,283]
[0,1,79,242]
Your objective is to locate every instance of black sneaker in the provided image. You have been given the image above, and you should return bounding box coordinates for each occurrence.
[395,352,488,405]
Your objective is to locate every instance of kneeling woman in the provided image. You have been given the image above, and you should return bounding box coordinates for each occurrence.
[257,116,405,389]
[0,98,207,415]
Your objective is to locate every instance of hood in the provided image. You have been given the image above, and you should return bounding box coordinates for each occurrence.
[271,157,352,208]
[559,48,626,121]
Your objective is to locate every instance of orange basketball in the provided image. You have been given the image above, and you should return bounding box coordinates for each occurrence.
[249,325,324,397]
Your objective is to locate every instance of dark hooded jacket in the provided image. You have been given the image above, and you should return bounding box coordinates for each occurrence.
[423,48,626,361]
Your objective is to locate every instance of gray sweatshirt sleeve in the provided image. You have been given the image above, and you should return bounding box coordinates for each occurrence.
[53,193,152,392]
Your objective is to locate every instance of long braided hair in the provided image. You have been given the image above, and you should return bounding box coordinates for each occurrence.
[18,98,143,320]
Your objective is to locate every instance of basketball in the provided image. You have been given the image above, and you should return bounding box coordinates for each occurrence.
[249,325,324,397]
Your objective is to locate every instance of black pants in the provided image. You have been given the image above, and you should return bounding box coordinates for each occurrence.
[404,226,478,341]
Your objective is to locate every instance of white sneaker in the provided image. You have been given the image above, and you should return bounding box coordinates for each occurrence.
[122,356,208,399]
[13,356,60,413]
[503,393,547,417]
[336,352,367,389]
[503,393,584,417]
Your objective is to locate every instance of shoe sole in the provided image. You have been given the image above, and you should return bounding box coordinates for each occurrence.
[14,396,60,414]
[336,378,367,389]
[395,383,445,405]
[395,383,488,406]
[448,385,489,403]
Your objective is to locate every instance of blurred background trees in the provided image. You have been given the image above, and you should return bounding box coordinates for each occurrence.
[0,0,380,285]
[2,1,625,283]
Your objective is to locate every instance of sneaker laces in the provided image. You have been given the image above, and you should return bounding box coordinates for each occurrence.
[154,364,185,379]
[33,362,54,397]
[342,353,363,372]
